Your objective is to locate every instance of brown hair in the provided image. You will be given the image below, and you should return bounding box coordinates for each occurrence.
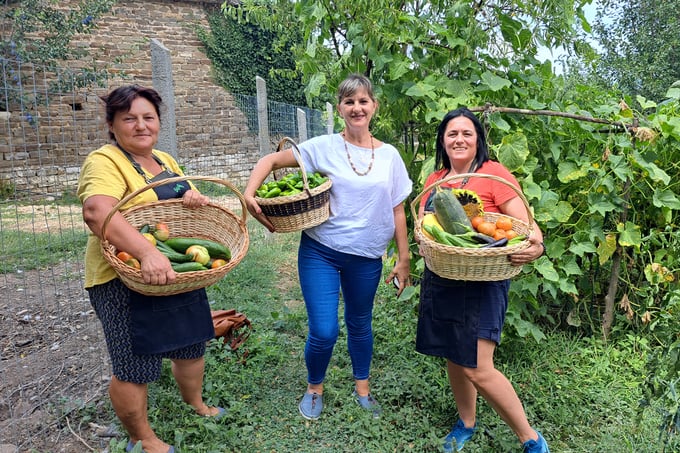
[100,85,163,141]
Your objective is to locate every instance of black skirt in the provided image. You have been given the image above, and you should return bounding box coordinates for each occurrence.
[415,268,509,368]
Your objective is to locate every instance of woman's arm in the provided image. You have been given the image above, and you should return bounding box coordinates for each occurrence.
[385,202,411,295]
[243,149,299,232]
[82,194,176,285]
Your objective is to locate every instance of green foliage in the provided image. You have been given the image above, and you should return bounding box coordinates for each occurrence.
[195,6,305,104]
[591,0,680,103]
[234,0,680,337]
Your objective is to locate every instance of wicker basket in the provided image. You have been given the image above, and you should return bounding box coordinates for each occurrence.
[101,175,249,296]
[410,173,533,281]
[255,137,332,233]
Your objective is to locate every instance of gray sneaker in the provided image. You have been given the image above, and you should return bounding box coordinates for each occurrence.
[298,392,323,420]
[353,390,381,419]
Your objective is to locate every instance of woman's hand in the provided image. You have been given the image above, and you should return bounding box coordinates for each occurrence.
[385,260,410,296]
[182,189,209,209]
[138,247,176,285]
[508,239,544,266]
[244,194,275,232]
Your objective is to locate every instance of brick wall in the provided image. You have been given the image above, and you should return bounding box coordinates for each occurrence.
[0,0,259,197]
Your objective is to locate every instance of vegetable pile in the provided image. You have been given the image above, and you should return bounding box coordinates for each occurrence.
[115,222,231,272]
[422,188,525,248]
[255,171,328,198]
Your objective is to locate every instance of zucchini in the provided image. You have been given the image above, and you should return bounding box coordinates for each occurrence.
[171,262,208,273]
[165,237,231,260]
[433,188,473,235]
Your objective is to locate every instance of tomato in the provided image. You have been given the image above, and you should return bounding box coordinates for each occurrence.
[126,258,141,269]
[142,232,157,246]
[186,245,211,265]
[153,222,170,241]
[476,221,497,237]
[471,216,485,230]
[116,251,134,262]
[495,216,513,232]
[505,229,518,240]
[493,229,508,241]
[211,258,228,269]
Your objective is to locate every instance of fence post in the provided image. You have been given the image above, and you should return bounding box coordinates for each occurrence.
[326,102,334,134]
[150,38,178,158]
[297,108,308,142]
[256,76,270,157]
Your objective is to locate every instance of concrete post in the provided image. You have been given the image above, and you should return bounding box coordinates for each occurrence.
[326,102,334,134]
[150,38,177,158]
[297,108,307,143]
[256,76,270,157]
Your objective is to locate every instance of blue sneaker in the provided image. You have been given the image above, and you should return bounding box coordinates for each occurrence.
[352,390,382,419]
[443,419,477,452]
[298,392,323,420]
[523,431,550,453]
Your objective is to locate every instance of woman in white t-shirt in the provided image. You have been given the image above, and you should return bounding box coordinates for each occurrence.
[244,74,412,420]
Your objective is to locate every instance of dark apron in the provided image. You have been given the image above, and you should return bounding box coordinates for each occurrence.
[119,145,215,355]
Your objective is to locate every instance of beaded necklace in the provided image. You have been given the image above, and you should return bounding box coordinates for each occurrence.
[342,132,375,176]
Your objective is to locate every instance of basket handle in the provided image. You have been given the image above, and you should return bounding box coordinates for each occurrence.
[101,175,248,242]
[276,136,314,197]
[409,172,534,225]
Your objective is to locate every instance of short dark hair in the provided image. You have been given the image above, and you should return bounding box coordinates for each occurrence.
[435,107,490,171]
[100,85,163,141]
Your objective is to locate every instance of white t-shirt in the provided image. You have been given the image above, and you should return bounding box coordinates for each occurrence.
[298,133,412,258]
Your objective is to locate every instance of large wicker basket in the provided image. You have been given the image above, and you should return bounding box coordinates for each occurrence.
[101,175,249,296]
[255,137,332,233]
[411,173,533,281]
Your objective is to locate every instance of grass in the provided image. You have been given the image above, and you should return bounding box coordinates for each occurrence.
[0,229,87,273]
[83,220,676,452]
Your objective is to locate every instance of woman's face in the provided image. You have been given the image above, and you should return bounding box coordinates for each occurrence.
[442,115,477,167]
[336,87,377,130]
[109,97,160,154]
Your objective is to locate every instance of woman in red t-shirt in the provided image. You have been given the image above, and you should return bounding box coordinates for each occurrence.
[416,107,550,453]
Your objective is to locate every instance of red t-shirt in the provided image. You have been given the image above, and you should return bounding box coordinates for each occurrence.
[419,160,521,214]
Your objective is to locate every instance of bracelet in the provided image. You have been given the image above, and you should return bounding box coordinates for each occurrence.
[539,241,546,256]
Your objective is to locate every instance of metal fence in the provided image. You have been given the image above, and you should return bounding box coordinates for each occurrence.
[0,58,328,452]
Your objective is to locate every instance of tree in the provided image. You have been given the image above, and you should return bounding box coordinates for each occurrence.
[590,0,680,103]
[196,5,305,105]
[229,0,594,143]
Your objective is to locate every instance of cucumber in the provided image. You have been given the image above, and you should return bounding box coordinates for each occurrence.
[165,237,231,260]
[433,188,473,235]
[156,241,194,263]
[171,262,208,273]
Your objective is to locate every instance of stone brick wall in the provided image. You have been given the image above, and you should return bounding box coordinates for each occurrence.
[0,0,259,197]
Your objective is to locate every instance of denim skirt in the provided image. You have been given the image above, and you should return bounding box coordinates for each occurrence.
[415,267,509,368]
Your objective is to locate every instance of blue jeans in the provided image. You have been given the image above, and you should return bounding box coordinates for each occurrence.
[298,233,383,384]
